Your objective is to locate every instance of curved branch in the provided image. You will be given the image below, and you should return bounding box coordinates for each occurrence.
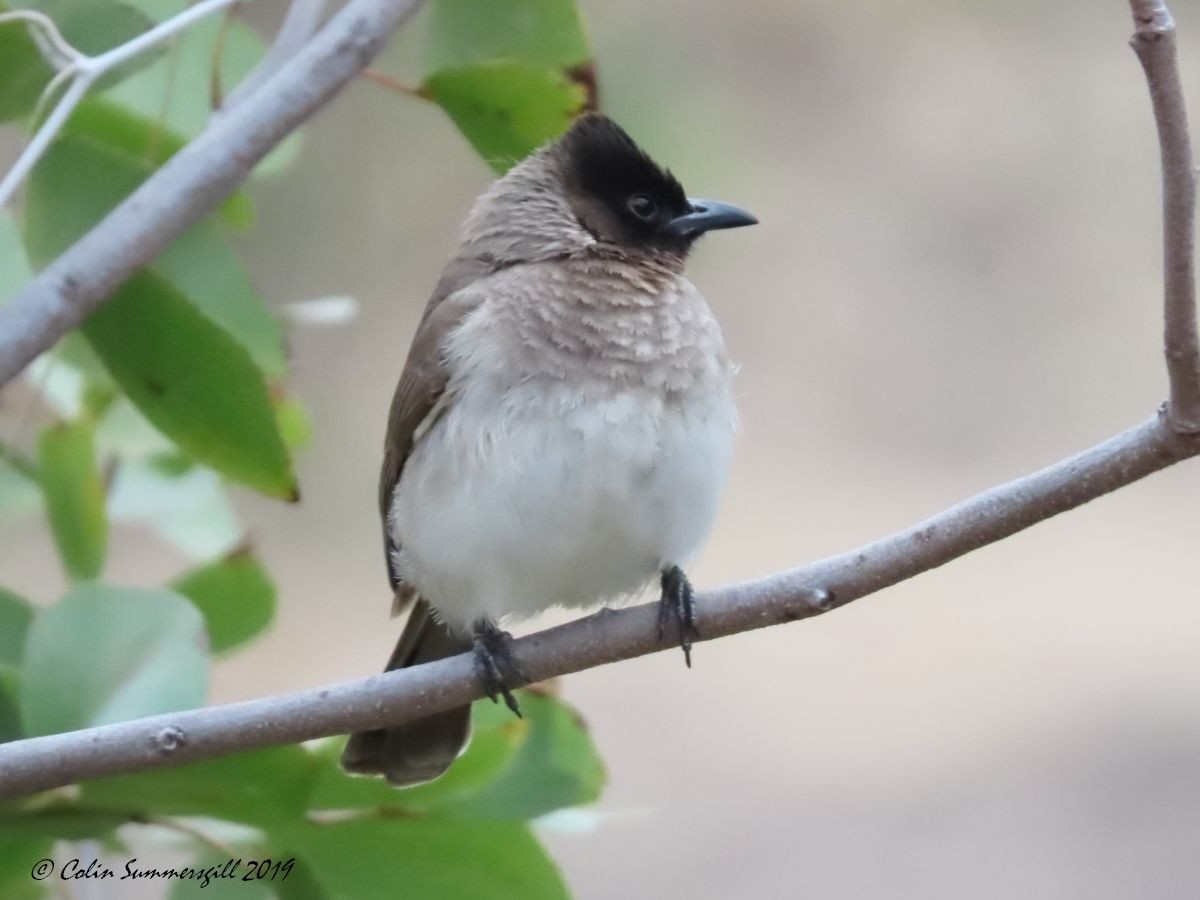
[0,0,427,388]
[0,413,1197,800]
[1129,0,1200,430]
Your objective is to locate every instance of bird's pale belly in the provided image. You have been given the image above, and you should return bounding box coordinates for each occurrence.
[390,383,734,633]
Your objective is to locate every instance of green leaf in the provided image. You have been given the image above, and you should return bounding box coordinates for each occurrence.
[0,586,33,667]
[63,98,253,227]
[0,674,21,743]
[36,420,107,581]
[81,271,296,498]
[305,711,526,813]
[276,396,313,451]
[167,853,275,900]
[19,582,208,735]
[267,855,329,900]
[277,817,569,900]
[24,127,284,376]
[425,62,586,173]
[419,0,593,170]
[0,586,33,741]
[0,835,53,900]
[448,692,605,819]
[82,745,317,827]
[423,0,591,74]
[306,694,602,821]
[171,549,276,654]
[0,209,31,298]
[0,7,52,123]
[0,807,128,841]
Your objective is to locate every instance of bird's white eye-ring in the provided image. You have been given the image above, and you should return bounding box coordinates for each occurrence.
[626,194,657,221]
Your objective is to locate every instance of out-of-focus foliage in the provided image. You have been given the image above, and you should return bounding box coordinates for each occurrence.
[19,582,208,735]
[0,0,602,896]
[172,549,276,655]
[421,0,595,171]
[35,419,106,580]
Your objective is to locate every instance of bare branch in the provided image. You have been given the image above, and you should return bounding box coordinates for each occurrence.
[0,0,428,388]
[1,413,1197,800]
[1129,0,1200,431]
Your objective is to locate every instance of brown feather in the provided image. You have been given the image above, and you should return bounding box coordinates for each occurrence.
[378,257,496,598]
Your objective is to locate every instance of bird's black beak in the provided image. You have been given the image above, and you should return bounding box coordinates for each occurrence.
[663,198,758,239]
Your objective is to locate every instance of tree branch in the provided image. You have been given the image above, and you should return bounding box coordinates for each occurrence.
[218,0,330,116]
[1,413,1197,800]
[0,0,427,389]
[1129,0,1200,431]
[0,0,1199,808]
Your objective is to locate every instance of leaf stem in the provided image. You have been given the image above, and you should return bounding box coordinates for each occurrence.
[361,68,430,99]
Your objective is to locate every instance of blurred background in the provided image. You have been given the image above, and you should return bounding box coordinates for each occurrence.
[4,0,1200,896]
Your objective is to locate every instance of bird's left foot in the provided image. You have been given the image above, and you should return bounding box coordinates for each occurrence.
[658,565,699,667]
[472,619,526,718]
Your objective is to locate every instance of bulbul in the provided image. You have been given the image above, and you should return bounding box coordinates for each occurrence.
[342,113,756,785]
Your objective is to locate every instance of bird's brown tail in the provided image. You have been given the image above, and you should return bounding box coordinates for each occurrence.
[341,598,472,786]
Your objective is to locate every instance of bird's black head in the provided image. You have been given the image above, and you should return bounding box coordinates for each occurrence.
[556,114,756,254]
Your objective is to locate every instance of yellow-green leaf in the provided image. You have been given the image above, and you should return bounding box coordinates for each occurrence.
[426,62,587,173]
[37,420,107,581]
[423,0,591,74]
[20,583,208,735]
[24,127,281,375]
[0,6,52,123]
[171,549,276,654]
[82,271,297,499]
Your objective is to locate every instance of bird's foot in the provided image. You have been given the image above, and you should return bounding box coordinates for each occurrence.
[472,619,526,718]
[658,565,699,667]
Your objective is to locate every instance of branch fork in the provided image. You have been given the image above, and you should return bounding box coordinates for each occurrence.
[0,0,258,208]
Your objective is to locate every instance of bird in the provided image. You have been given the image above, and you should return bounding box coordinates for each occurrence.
[341,113,756,785]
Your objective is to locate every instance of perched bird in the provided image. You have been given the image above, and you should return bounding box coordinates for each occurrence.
[342,113,756,785]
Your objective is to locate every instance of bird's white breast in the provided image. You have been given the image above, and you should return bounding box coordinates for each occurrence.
[390,269,735,634]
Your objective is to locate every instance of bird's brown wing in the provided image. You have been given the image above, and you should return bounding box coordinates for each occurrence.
[379,258,493,608]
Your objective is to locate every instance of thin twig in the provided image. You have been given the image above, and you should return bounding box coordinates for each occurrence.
[209,2,240,112]
[1129,0,1200,430]
[0,413,1196,799]
[0,0,254,208]
[0,0,428,387]
[219,0,329,115]
[0,10,81,68]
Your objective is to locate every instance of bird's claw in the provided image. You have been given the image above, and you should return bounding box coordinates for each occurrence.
[472,620,525,717]
[658,565,699,667]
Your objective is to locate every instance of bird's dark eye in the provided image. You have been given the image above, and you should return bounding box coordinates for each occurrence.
[626,194,657,221]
